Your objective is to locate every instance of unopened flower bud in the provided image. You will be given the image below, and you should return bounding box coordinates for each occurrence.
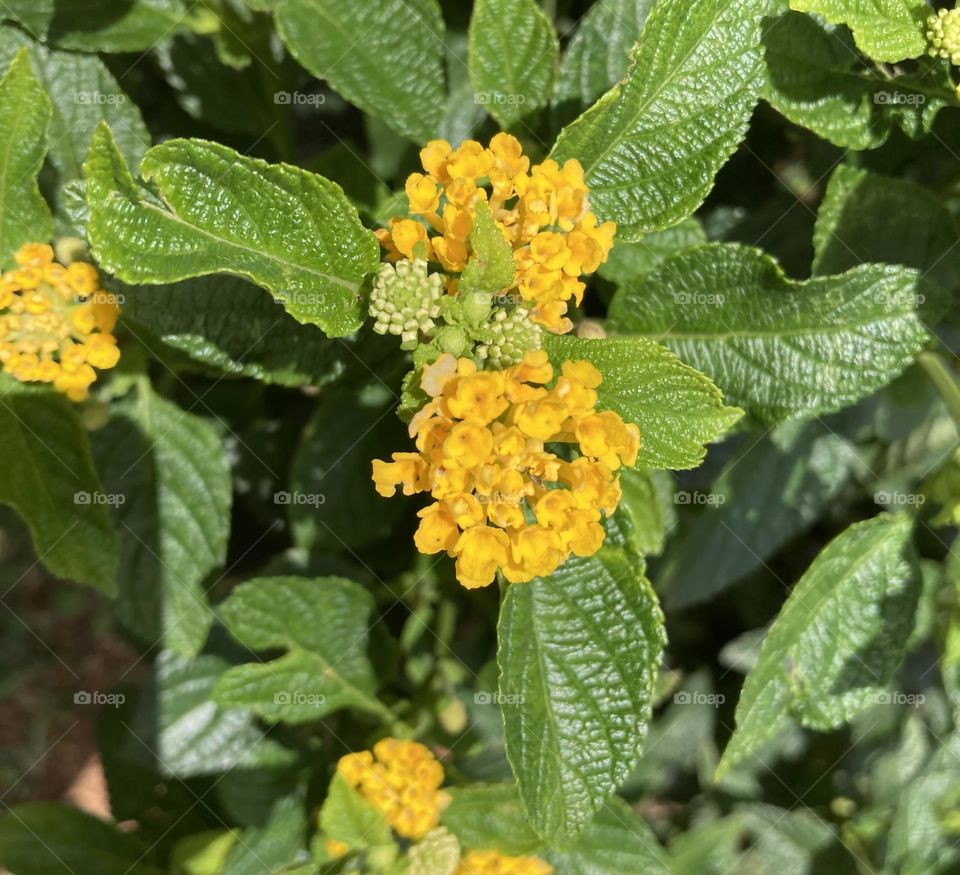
[475,307,542,369]
[459,289,493,325]
[928,7,960,65]
[369,258,444,346]
[435,325,470,356]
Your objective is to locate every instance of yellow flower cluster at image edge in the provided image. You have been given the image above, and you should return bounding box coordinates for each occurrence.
[0,243,121,401]
[373,350,639,589]
[335,739,552,874]
[378,134,615,334]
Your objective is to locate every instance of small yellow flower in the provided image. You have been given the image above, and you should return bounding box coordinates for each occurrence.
[0,244,121,401]
[456,849,554,875]
[336,739,447,841]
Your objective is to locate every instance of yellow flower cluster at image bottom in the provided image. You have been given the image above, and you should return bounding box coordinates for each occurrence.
[337,738,447,840]
[335,739,552,874]
[0,243,121,401]
[378,134,615,334]
[372,350,640,589]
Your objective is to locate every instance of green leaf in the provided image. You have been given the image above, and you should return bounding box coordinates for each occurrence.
[0,26,150,198]
[498,549,665,844]
[409,828,460,875]
[459,201,517,294]
[92,384,231,657]
[789,0,928,62]
[468,0,558,128]
[0,803,163,875]
[121,651,297,778]
[598,218,707,288]
[170,831,238,875]
[551,0,763,237]
[608,244,930,424]
[813,164,960,311]
[442,785,543,856]
[321,774,394,850]
[716,514,921,778]
[83,124,379,337]
[0,377,118,593]
[214,576,385,723]
[119,276,395,387]
[615,468,677,557]
[223,796,307,875]
[761,10,953,150]
[659,421,860,609]
[555,0,656,109]
[0,49,51,267]
[545,799,670,874]
[543,334,743,471]
[289,387,409,551]
[275,0,446,143]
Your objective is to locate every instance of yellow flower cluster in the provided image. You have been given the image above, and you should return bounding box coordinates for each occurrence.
[336,738,447,840]
[456,850,554,875]
[0,244,121,401]
[372,350,640,589]
[377,134,616,334]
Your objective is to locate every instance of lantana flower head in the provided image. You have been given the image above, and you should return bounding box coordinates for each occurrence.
[377,134,616,334]
[372,351,640,589]
[336,738,447,840]
[0,243,121,401]
[456,850,554,875]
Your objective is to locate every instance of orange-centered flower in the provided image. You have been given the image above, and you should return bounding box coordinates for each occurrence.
[377,135,616,335]
[372,351,640,589]
[0,243,121,401]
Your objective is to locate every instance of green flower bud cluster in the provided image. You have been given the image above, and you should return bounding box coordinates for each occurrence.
[369,259,444,349]
[928,7,960,65]
[475,306,543,369]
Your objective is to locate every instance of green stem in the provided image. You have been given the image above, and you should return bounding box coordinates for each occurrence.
[919,350,960,434]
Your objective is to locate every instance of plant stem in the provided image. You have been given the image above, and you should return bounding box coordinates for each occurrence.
[919,350,960,434]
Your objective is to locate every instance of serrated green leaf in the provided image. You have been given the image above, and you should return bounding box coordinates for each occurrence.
[275,0,446,143]
[170,831,238,875]
[223,796,307,875]
[813,164,960,311]
[616,468,677,557]
[659,421,860,609]
[717,514,921,778]
[498,549,665,843]
[554,0,656,109]
[468,0,558,128]
[0,50,51,267]
[0,377,118,593]
[459,201,517,294]
[790,0,927,62]
[92,384,231,656]
[0,803,163,875]
[598,218,707,288]
[320,774,394,850]
[0,26,149,203]
[608,243,930,424]
[214,576,385,722]
[442,784,543,856]
[83,125,379,337]
[551,0,763,237]
[117,651,298,779]
[761,9,953,150]
[543,334,743,471]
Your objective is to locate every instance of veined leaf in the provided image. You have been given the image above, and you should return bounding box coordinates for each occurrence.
[320,774,393,850]
[460,200,516,294]
[468,0,558,128]
[92,384,231,657]
[83,124,379,337]
[498,549,665,843]
[442,785,542,856]
[717,514,921,777]
[543,334,743,471]
[599,218,707,288]
[214,576,385,723]
[789,0,928,63]
[555,0,656,109]
[608,244,930,424]
[551,0,763,237]
[222,796,307,875]
[0,50,51,267]
[761,10,953,150]
[0,26,149,188]
[0,377,118,594]
[275,0,446,143]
